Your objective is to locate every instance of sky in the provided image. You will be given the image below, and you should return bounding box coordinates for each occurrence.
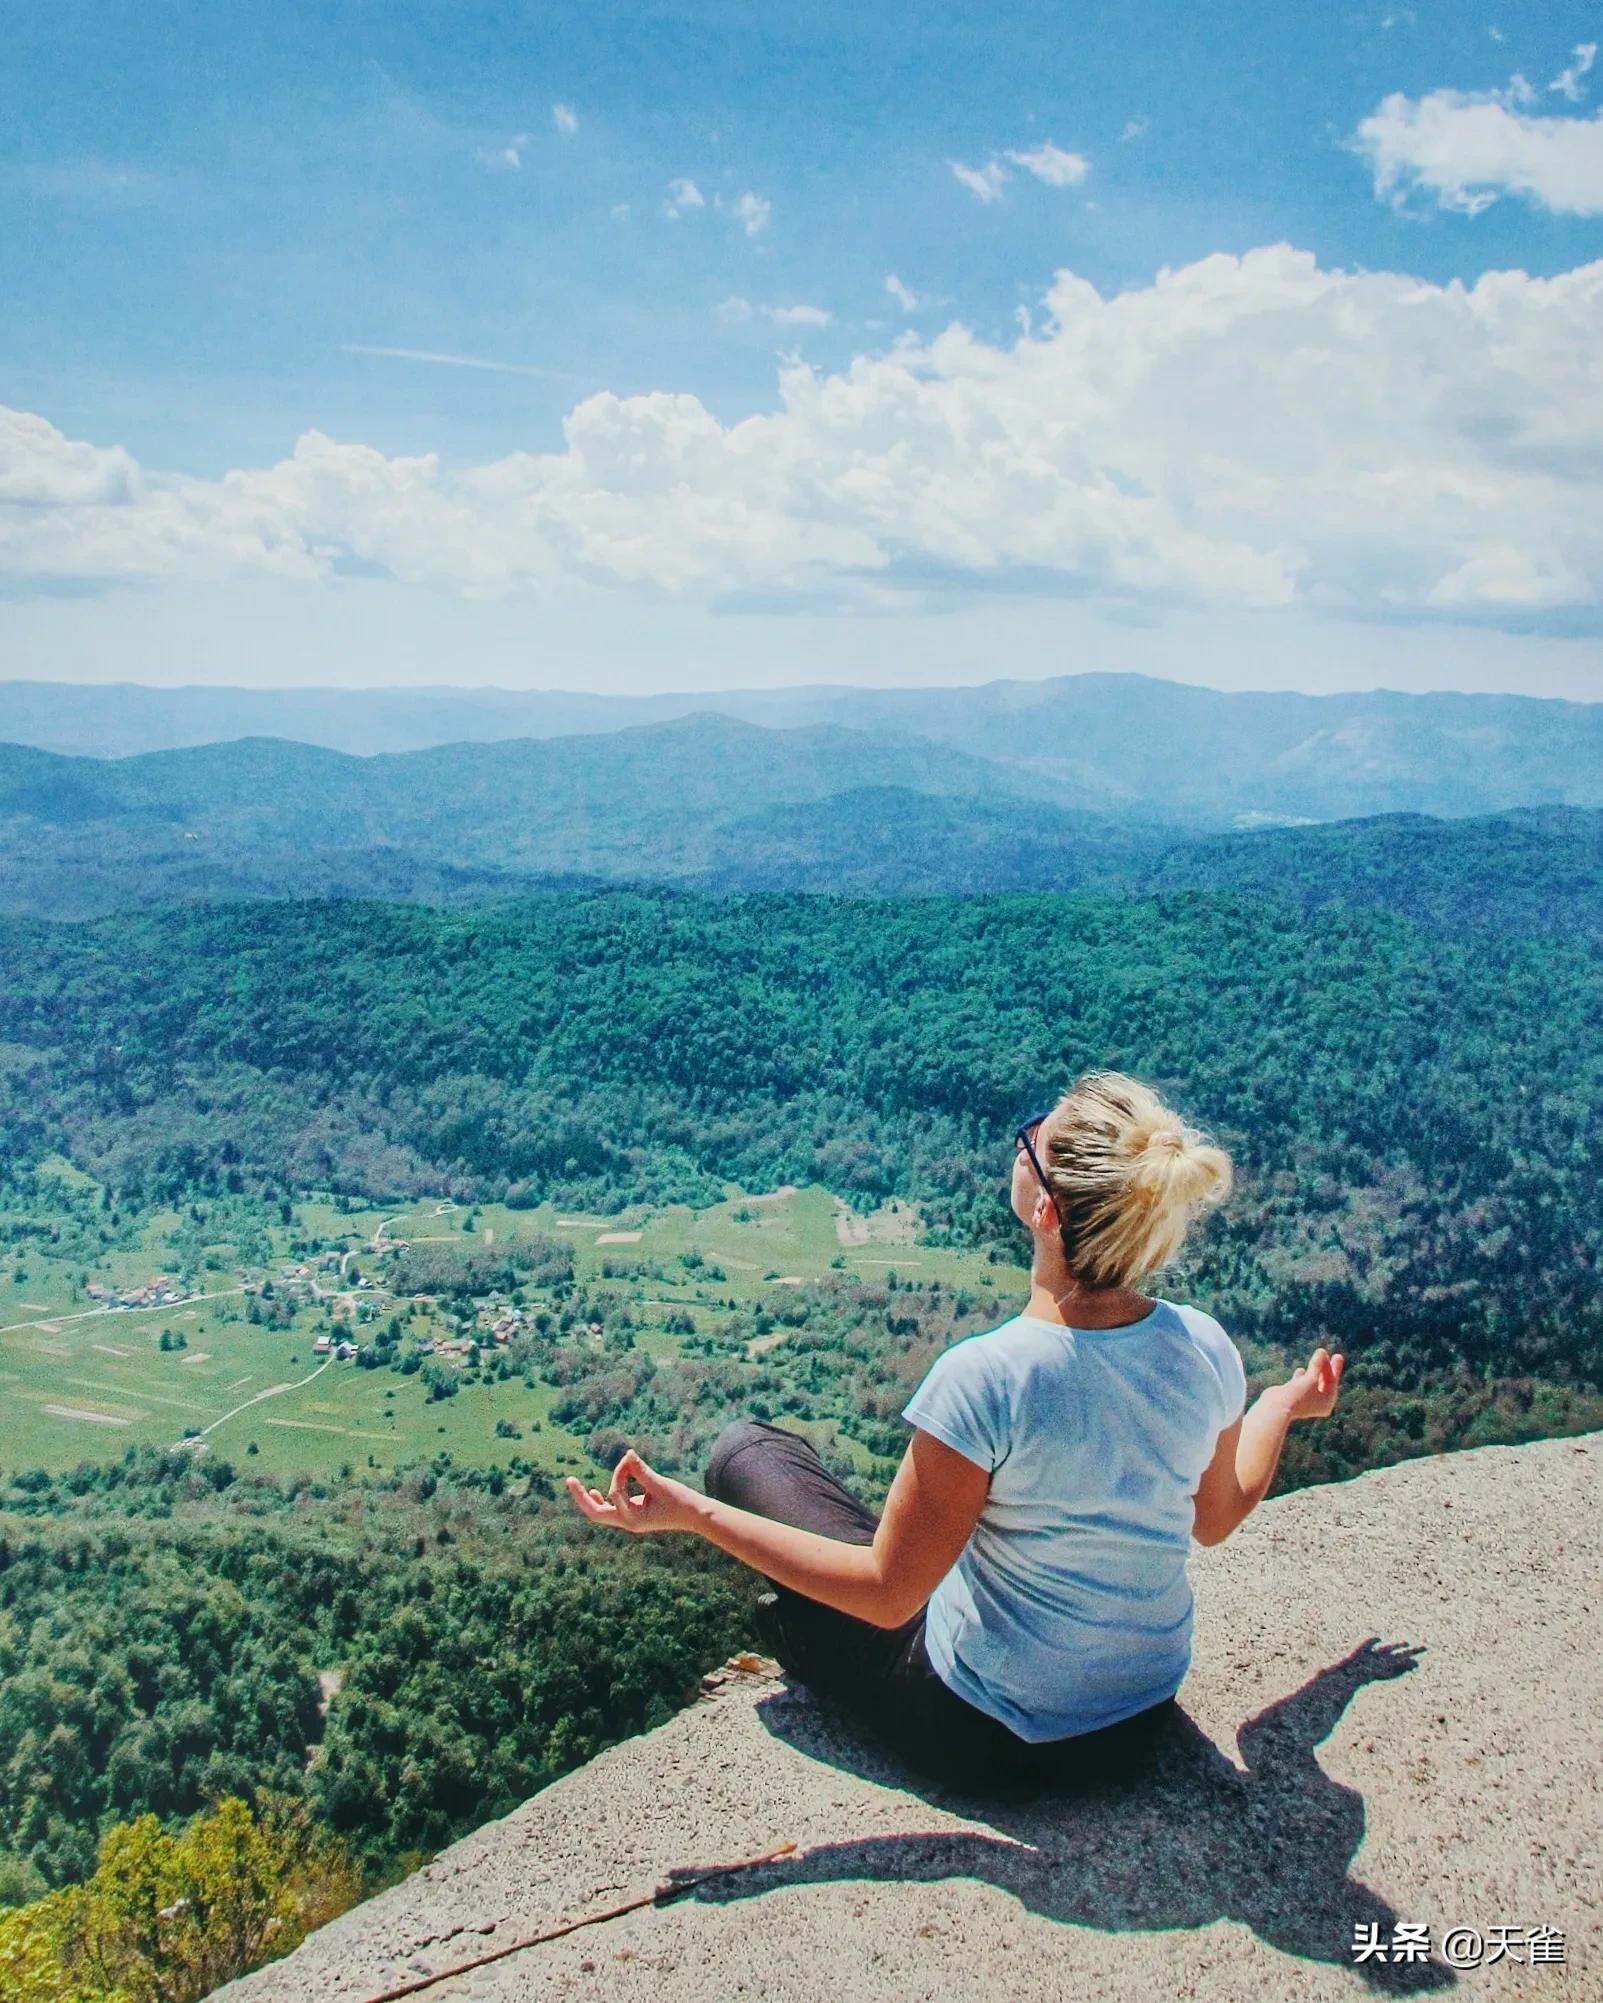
[4,0,1603,697]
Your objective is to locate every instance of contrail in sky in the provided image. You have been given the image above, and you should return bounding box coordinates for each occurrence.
[341,342,579,380]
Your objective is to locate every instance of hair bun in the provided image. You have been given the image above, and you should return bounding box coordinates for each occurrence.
[1040,1070,1234,1291]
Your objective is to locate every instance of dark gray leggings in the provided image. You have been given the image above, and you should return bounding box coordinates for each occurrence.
[704,1417,1175,1794]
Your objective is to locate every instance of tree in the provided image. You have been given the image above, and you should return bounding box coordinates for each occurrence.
[0,1796,358,2003]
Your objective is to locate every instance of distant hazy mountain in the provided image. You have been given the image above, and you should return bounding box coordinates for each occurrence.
[0,680,681,760]
[0,716,1037,916]
[5,672,1601,822]
[692,791,1603,935]
[757,677,1603,822]
[2,718,1599,934]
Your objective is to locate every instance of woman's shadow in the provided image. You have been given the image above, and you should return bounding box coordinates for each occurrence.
[678,1638,1453,1994]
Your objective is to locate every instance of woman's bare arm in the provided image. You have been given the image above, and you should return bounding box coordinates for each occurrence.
[1192,1347,1344,1546]
[566,1429,990,1628]
[686,1428,988,1626]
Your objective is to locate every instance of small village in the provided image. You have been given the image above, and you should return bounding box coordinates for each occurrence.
[84,1274,194,1312]
[235,1234,542,1369]
[58,1178,648,1394]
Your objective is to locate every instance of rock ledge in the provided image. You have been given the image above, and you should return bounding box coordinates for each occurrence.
[218,1433,1601,2001]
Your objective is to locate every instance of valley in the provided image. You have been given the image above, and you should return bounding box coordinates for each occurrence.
[1,1176,1013,1482]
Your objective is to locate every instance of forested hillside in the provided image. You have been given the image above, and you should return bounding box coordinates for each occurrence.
[0,722,1036,917]
[1138,806,1603,937]
[4,887,1600,1393]
[0,1450,748,1890]
[700,793,1603,936]
[5,721,1601,926]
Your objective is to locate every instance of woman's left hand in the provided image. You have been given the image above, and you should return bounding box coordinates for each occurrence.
[565,1448,701,1536]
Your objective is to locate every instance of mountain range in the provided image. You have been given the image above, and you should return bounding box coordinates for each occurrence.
[5,672,1602,822]
[2,713,1600,934]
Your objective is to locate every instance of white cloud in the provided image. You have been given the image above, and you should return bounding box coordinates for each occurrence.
[1006,141,1090,187]
[950,158,1008,202]
[885,274,922,312]
[726,190,771,237]
[610,202,630,222]
[663,177,705,219]
[1354,76,1603,214]
[478,105,579,161]
[8,247,1603,627]
[1549,43,1597,102]
[1119,117,1149,142]
[719,297,831,328]
[0,408,142,507]
[477,134,532,171]
[952,145,1089,200]
[1425,541,1591,609]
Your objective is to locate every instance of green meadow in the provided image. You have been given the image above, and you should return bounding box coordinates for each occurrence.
[0,1174,1021,1480]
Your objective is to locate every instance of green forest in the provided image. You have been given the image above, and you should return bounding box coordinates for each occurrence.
[0,1450,750,1886]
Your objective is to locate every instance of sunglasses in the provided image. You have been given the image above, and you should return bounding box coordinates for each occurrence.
[1014,1110,1061,1216]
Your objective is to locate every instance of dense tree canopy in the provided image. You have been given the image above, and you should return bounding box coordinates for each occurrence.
[0,1450,749,1892]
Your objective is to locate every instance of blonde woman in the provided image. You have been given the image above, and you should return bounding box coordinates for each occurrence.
[567,1072,1345,1790]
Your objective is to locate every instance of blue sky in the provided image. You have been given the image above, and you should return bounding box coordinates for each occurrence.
[5,0,1603,694]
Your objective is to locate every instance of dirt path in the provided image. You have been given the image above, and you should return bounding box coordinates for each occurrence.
[832,1198,871,1247]
[173,1357,332,1449]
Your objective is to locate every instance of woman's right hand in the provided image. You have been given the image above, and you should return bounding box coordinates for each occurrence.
[1276,1346,1345,1422]
[565,1448,702,1535]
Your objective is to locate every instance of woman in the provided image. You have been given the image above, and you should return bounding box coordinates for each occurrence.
[566,1071,1345,1791]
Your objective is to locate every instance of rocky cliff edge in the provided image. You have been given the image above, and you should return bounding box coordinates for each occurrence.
[217,1432,1601,2002]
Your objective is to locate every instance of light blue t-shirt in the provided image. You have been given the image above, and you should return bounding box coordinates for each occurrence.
[901,1301,1247,1742]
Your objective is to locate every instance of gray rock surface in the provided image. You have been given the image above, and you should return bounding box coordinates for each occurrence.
[218,1434,1601,2002]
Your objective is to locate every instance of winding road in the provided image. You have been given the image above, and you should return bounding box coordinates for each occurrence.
[171,1357,333,1450]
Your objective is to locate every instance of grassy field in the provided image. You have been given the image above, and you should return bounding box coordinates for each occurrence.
[1,1173,1021,1480]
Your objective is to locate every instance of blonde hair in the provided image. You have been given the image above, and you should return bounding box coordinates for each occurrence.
[1039,1070,1232,1291]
